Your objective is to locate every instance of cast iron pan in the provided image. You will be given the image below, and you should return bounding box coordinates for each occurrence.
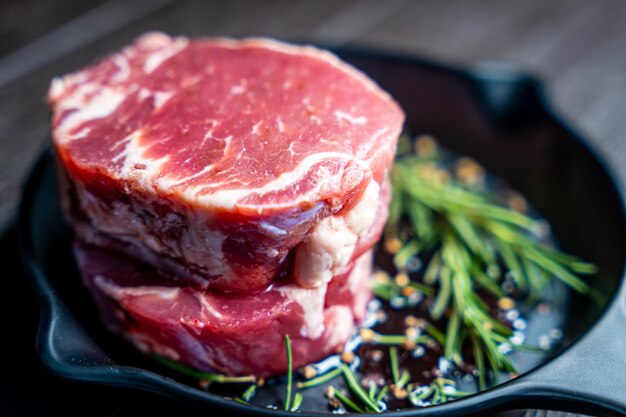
[18,48,626,416]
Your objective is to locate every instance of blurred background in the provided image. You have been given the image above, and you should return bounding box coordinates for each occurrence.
[0,1,624,416]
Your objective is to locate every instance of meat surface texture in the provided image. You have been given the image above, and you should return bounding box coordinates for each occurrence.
[51,32,404,293]
[74,241,372,376]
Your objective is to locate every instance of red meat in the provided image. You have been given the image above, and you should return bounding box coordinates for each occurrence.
[74,241,372,376]
[50,33,403,293]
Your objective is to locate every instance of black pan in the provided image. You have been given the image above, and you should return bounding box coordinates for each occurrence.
[18,48,626,416]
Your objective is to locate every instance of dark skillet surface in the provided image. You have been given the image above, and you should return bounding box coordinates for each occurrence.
[15,50,626,416]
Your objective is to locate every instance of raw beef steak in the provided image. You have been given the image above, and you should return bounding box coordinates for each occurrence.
[74,241,373,376]
[51,33,403,293]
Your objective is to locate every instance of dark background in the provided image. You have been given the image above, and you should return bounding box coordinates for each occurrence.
[1,1,624,416]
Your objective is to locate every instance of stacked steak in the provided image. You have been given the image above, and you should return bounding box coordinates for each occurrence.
[49,33,404,376]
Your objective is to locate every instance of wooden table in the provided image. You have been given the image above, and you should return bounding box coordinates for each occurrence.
[0,1,623,415]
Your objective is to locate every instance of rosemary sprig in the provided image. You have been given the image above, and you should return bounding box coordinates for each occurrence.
[152,355,256,384]
[284,335,294,411]
[387,140,596,389]
[391,157,595,297]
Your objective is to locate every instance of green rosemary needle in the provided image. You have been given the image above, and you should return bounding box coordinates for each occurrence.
[152,355,256,384]
[397,370,411,390]
[290,392,303,412]
[375,385,389,403]
[393,240,421,269]
[360,329,432,348]
[297,367,342,389]
[470,331,487,391]
[409,378,471,406]
[284,334,294,411]
[242,385,257,402]
[340,364,381,412]
[334,389,365,413]
[421,320,446,346]
[389,347,400,385]
[368,382,378,402]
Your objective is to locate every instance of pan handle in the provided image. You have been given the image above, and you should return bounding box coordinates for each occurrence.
[500,282,626,417]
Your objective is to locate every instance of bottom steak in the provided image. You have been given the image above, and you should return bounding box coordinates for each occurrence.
[73,241,372,377]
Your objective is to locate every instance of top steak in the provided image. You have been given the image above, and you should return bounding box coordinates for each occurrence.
[50,32,404,293]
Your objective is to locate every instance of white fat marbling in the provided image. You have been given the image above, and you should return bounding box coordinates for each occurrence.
[143,36,189,74]
[294,180,379,288]
[278,284,327,339]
